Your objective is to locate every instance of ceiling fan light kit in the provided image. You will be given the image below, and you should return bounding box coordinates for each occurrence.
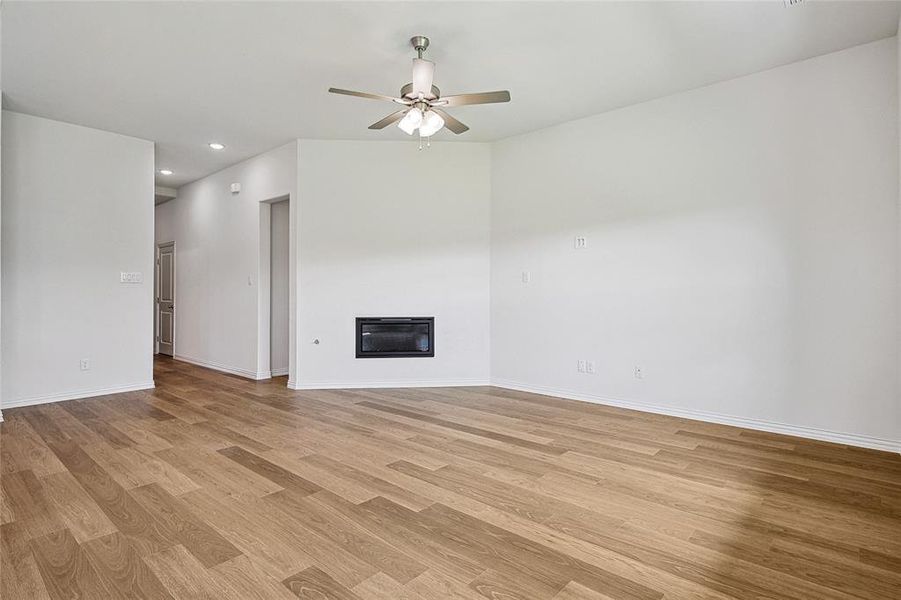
[328,35,511,147]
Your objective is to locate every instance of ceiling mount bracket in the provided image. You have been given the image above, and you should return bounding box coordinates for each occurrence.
[410,35,430,58]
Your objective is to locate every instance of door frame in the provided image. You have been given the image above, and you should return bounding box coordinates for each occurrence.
[155,241,176,355]
[258,195,292,384]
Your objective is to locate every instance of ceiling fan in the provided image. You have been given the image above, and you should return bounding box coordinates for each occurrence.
[328,35,511,138]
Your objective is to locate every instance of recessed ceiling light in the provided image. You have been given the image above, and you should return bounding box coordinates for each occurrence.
[208,142,225,150]
[159,169,173,175]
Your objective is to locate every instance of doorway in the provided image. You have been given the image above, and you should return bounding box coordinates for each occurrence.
[156,241,175,356]
[269,200,289,376]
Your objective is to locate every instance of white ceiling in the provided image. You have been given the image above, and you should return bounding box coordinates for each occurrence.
[3,1,900,187]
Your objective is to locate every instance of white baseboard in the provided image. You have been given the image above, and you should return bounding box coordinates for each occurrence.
[1,381,156,410]
[288,378,490,390]
[490,379,900,454]
[173,354,270,381]
[271,367,289,377]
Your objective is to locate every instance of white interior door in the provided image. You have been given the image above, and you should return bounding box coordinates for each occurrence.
[157,242,175,356]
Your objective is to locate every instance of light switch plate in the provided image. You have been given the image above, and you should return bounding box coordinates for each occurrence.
[120,272,143,284]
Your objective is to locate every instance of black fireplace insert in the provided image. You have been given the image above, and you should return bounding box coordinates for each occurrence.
[356,317,435,358]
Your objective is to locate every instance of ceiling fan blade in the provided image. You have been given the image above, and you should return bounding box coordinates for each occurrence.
[328,88,409,104]
[411,58,435,97]
[432,109,469,134]
[368,110,407,130]
[438,90,511,107]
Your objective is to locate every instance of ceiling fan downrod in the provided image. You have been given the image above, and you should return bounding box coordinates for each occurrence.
[411,35,429,59]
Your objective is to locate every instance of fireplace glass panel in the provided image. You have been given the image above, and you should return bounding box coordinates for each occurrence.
[356,318,434,358]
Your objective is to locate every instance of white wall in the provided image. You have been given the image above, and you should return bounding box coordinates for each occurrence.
[490,39,899,450]
[897,26,901,447]
[270,199,289,376]
[1,111,155,407]
[162,141,297,380]
[0,21,3,421]
[296,140,491,388]
[1,19,4,419]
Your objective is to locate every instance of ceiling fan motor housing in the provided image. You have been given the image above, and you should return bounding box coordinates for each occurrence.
[400,82,440,101]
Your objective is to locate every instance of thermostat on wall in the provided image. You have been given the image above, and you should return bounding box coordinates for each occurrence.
[230,182,241,194]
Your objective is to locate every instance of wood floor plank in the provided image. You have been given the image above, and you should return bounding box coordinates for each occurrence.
[553,581,619,600]
[194,420,274,453]
[156,446,283,500]
[469,568,563,600]
[46,440,177,556]
[259,448,378,504]
[299,453,434,510]
[260,489,383,587]
[217,445,321,494]
[1,414,67,477]
[130,482,242,568]
[1,470,66,539]
[1,521,53,600]
[268,488,429,584]
[60,401,138,449]
[143,543,233,600]
[211,554,300,600]
[80,441,200,495]
[353,572,419,600]
[39,471,118,543]
[420,501,664,600]
[0,482,12,526]
[179,487,316,581]
[30,528,115,600]
[358,400,568,455]
[402,569,487,600]
[81,531,176,599]
[1,355,898,600]
[312,490,487,581]
[283,565,365,600]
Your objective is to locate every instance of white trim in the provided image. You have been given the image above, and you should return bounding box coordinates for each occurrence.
[490,379,901,454]
[174,354,270,380]
[2,381,156,410]
[289,378,490,390]
[0,410,4,423]
[271,367,289,377]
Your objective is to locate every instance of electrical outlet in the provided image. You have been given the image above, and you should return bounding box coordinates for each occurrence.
[634,366,643,379]
[577,360,586,373]
[80,358,90,371]
[574,236,588,250]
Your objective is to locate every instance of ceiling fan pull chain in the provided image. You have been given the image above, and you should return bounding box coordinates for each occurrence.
[418,134,423,151]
